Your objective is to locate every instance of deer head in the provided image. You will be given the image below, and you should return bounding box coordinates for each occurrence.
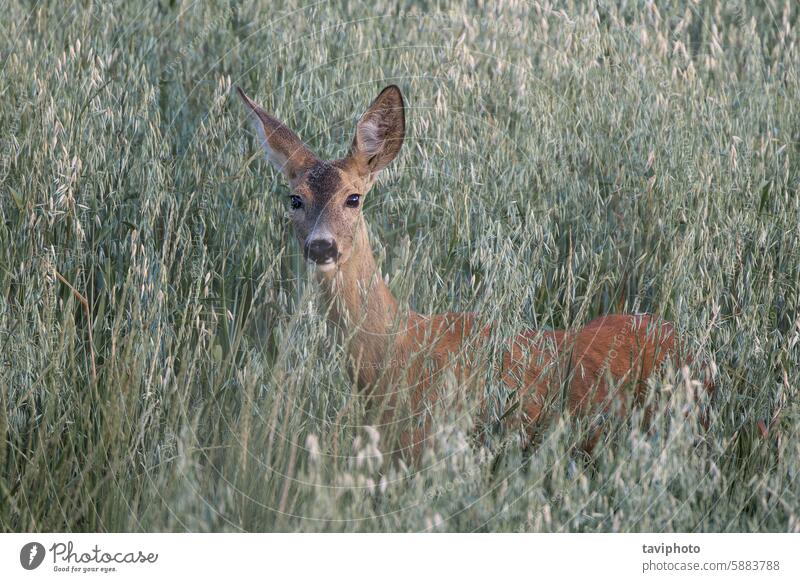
[237,85,405,273]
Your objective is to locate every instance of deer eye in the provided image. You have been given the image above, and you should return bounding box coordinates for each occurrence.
[289,195,303,210]
[345,194,361,208]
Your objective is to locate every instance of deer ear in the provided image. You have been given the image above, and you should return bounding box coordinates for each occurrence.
[350,85,405,176]
[237,87,317,183]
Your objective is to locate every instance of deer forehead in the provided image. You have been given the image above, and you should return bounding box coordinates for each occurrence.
[298,161,362,203]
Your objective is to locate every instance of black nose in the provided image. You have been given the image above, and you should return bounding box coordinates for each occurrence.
[305,238,338,264]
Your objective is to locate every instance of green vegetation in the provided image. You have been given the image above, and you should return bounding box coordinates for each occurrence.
[1,0,798,532]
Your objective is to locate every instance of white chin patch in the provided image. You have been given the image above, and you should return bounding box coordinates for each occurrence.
[314,261,337,273]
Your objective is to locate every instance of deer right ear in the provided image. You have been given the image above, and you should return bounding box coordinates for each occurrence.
[350,85,405,177]
[236,87,317,183]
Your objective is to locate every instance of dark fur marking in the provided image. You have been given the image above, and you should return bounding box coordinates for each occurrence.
[306,162,342,203]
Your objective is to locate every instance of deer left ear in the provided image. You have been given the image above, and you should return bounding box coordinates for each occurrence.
[237,87,317,184]
[350,85,405,176]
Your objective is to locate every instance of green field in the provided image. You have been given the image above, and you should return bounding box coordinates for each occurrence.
[1,0,798,532]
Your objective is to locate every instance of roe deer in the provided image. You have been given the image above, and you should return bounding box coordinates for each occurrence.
[237,85,707,462]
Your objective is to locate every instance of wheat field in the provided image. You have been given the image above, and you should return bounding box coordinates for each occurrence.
[1,0,798,532]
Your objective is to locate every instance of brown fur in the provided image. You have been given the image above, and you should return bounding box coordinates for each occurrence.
[314,222,683,459]
[238,85,704,462]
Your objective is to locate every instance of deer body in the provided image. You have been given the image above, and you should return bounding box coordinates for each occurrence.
[238,85,682,460]
[315,210,677,458]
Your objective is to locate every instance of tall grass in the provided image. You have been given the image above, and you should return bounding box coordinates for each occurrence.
[1,0,798,532]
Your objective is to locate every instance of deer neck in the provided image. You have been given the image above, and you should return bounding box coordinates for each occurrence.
[315,217,407,375]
